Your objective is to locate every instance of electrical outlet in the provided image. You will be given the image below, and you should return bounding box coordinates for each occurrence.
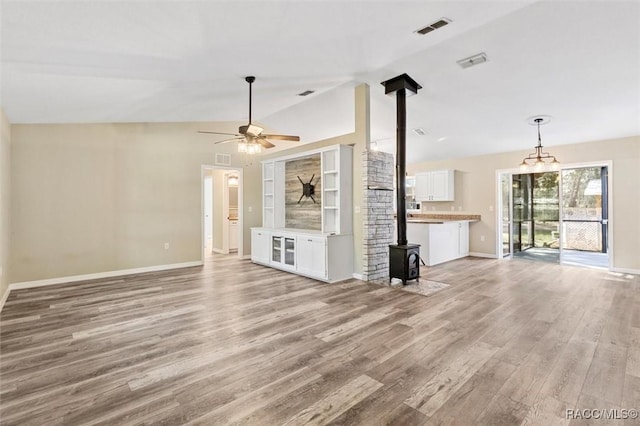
[480,235,485,242]
[450,206,455,211]
[248,206,253,213]
[458,206,463,211]
[355,205,360,213]
[489,205,494,212]
[164,243,170,250]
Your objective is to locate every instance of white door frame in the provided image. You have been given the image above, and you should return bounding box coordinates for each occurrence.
[201,165,244,261]
[495,160,613,270]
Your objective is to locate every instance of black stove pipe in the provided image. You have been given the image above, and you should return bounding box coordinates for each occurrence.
[395,89,408,246]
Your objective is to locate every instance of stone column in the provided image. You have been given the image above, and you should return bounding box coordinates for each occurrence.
[362,149,394,281]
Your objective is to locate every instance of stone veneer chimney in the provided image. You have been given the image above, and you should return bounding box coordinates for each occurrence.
[361,149,395,281]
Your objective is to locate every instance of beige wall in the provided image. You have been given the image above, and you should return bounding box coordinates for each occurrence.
[407,136,640,271]
[8,85,369,282]
[0,109,11,297]
[10,121,263,283]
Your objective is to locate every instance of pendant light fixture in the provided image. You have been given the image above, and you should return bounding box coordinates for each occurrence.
[519,116,559,172]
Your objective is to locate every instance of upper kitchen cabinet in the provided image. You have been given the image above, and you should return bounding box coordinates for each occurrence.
[415,170,455,202]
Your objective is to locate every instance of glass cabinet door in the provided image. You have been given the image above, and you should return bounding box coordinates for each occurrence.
[272,236,282,263]
[284,237,295,266]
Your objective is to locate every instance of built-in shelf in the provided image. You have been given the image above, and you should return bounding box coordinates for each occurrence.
[323,170,338,174]
[324,206,338,210]
[324,188,338,191]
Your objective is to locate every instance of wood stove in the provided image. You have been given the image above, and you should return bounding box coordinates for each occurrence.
[381,73,422,285]
[389,244,420,285]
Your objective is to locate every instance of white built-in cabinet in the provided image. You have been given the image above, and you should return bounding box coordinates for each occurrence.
[406,221,470,266]
[415,170,455,202]
[252,144,354,282]
[251,228,271,264]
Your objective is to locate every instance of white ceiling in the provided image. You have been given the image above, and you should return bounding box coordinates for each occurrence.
[2,1,639,163]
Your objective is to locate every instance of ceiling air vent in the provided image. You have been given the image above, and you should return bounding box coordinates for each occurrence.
[457,52,488,69]
[412,128,427,136]
[416,18,451,35]
[297,90,315,96]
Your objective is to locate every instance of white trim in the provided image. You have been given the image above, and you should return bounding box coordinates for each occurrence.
[352,273,364,280]
[0,287,10,313]
[261,143,344,164]
[212,248,227,254]
[611,267,640,276]
[469,252,498,259]
[241,255,252,260]
[8,261,203,290]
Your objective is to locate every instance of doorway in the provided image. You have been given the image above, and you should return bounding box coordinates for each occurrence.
[202,166,243,262]
[497,163,610,270]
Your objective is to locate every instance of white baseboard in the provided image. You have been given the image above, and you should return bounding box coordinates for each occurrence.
[0,286,10,313]
[212,248,227,254]
[241,255,252,260]
[8,261,204,291]
[352,273,364,281]
[611,267,640,276]
[469,252,498,259]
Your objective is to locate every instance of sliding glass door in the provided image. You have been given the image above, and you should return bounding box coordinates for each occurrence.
[512,172,560,263]
[560,166,609,268]
[499,165,610,269]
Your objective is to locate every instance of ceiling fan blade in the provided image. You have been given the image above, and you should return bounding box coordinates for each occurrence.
[256,137,276,149]
[198,131,242,137]
[215,138,245,145]
[261,134,300,142]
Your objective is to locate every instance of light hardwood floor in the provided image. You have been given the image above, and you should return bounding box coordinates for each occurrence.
[1,255,639,425]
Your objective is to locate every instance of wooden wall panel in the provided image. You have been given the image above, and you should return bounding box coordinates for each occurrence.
[285,155,322,230]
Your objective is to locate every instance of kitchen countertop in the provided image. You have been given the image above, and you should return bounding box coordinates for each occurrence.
[403,213,481,223]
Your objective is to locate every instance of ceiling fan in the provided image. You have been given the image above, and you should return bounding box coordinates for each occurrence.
[198,76,300,151]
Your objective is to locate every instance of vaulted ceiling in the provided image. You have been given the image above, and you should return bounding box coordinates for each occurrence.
[2,1,638,163]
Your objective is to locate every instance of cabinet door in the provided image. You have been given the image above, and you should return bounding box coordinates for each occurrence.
[430,170,450,201]
[296,236,326,279]
[432,170,455,201]
[428,222,458,266]
[415,173,431,201]
[458,222,469,256]
[251,229,270,264]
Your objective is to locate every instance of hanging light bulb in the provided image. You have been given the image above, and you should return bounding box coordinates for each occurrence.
[519,116,560,171]
[237,141,248,153]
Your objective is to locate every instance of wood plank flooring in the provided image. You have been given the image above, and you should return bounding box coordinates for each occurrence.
[1,255,638,425]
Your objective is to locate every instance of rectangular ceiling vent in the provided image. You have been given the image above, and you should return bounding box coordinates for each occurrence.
[416,18,451,35]
[297,90,315,96]
[457,52,488,69]
[412,128,427,136]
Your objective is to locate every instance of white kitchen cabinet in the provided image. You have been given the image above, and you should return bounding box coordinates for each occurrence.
[415,170,455,202]
[251,228,352,282]
[406,220,470,266]
[457,221,469,256]
[251,228,271,264]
